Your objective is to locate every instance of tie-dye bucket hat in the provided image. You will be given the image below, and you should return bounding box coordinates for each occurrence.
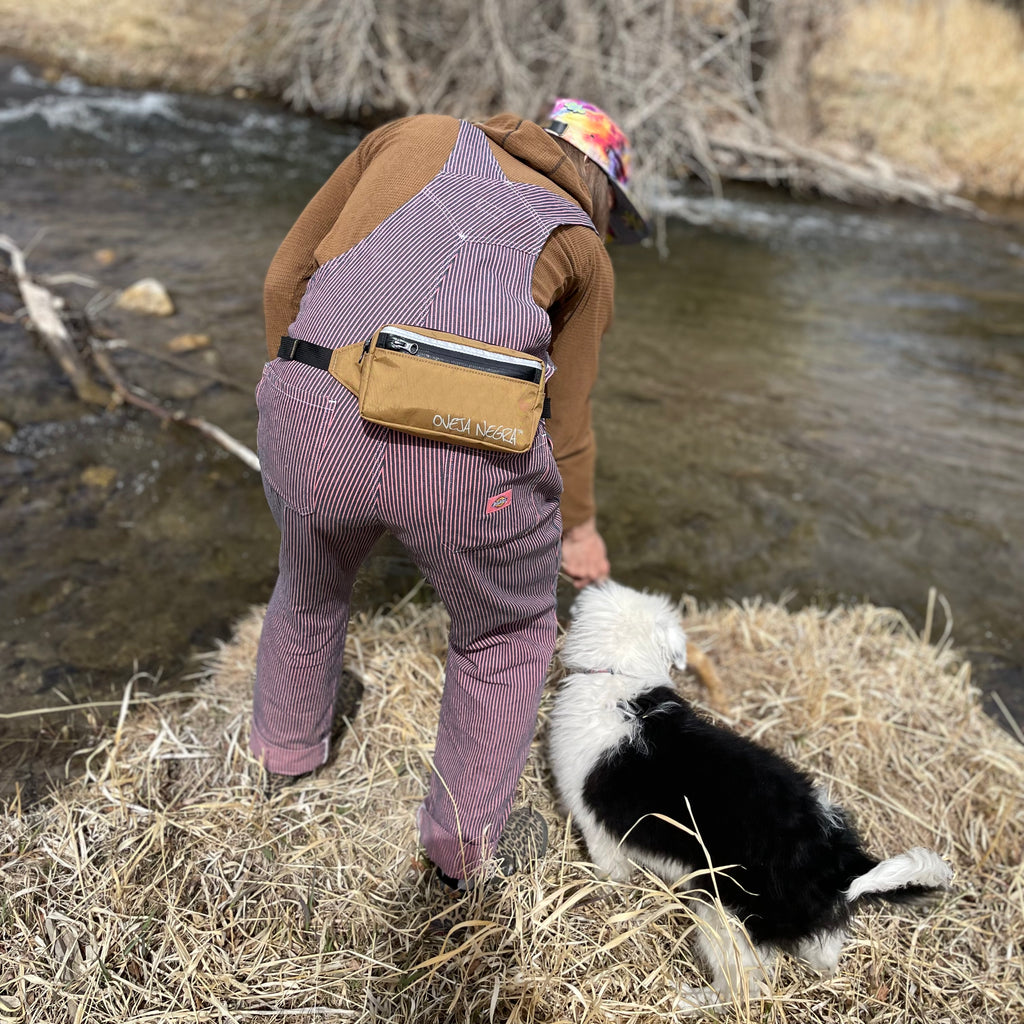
[541,98,648,243]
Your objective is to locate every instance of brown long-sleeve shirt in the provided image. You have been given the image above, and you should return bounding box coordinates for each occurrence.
[263,113,614,531]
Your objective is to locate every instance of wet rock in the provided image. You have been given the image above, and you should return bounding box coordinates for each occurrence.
[164,376,211,401]
[115,278,175,317]
[167,332,211,353]
[92,248,117,267]
[108,346,211,401]
[80,465,118,489]
[64,509,99,529]
[0,419,14,445]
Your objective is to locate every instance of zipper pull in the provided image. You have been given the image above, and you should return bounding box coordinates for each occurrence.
[387,336,419,354]
[359,336,372,363]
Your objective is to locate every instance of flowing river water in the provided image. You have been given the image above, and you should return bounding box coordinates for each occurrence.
[2,59,1022,800]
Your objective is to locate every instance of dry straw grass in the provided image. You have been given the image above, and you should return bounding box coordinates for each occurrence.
[2,590,1022,1023]
[0,0,250,92]
[812,0,1024,198]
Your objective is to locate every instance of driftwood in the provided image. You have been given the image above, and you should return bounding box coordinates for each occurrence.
[87,339,261,471]
[705,131,978,213]
[95,336,251,393]
[0,234,261,472]
[0,234,109,406]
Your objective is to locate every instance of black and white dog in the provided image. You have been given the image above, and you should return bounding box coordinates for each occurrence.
[548,581,952,1007]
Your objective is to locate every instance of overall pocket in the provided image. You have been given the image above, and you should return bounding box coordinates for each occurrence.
[440,428,561,551]
[256,365,338,515]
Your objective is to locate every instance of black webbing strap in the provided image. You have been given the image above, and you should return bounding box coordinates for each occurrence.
[277,335,333,371]
[277,335,553,420]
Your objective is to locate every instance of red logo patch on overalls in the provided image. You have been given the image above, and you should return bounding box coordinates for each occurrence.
[485,489,513,514]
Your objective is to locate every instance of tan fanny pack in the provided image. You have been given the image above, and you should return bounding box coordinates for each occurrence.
[279,325,547,454]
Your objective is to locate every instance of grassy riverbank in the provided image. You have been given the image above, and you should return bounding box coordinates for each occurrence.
[1,0,1022,201]
[2,594,1021,1021]
[0,0,249,94]
[812,0,1024,199]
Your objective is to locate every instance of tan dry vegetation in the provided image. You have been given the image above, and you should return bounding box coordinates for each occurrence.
[1,592,1022,1023]
[811,0,1024,198]
[0,0,249,92]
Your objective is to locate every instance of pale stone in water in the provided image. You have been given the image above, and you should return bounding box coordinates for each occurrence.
[93,248,117,267]
[166,333,211,353]
[80,465,118,489]
[115,278,175,317]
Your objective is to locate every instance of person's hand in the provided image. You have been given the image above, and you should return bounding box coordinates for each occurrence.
[561,517,610,589]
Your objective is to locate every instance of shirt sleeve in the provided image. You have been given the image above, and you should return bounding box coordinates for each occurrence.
[262,137,371,358]
[544,234,615,532]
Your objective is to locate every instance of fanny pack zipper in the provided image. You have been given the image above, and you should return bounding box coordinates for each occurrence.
[366,327,543,384]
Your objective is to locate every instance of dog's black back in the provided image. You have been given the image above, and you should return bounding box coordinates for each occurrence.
[582,687,881,949]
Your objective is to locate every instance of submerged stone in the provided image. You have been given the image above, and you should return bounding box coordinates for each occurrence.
[115,278,175,317]
[167,333,211,353]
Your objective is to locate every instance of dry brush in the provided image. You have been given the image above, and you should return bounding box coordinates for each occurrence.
[232,0,975,213]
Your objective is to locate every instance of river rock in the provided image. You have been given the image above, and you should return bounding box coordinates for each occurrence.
[80,465,118,489]
[0,418,15,445]
[167,332,211,353]
[115,278,175,317]
[93,248,117,267]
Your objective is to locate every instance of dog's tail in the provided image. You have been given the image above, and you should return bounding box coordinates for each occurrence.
[844,847,952,906]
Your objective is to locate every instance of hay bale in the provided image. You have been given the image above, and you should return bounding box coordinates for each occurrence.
[1,594,1021,1023]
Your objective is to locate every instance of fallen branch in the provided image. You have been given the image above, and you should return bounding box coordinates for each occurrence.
[0,233,110,406]
[704,98,980,214]
[88,338,261,471]
[95,336,252,393]
[0,234,261,473]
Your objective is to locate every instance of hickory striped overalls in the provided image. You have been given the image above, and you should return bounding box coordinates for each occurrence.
[252,121,597,879]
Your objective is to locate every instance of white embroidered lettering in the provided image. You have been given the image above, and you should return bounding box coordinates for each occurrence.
[433,413,471,435]
[475,421,523,447]
[432,414,524,446]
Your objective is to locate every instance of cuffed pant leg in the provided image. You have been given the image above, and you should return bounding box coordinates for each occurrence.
[414,575,558,879]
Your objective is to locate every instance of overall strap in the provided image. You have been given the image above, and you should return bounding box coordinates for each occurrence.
[440,120,506,180]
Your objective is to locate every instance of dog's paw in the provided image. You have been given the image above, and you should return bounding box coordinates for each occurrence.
[671,985,729,1016]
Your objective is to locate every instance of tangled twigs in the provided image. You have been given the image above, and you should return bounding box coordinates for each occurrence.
[0,234,261,472]
[234,0,978,216]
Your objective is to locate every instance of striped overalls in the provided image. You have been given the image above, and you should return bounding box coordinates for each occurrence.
[253,121,596,879]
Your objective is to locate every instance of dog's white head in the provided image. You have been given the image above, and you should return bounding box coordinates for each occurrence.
[561,580,688,677]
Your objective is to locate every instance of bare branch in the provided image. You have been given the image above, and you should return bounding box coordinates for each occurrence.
[88,338,261,471]
[0,233,110,406]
